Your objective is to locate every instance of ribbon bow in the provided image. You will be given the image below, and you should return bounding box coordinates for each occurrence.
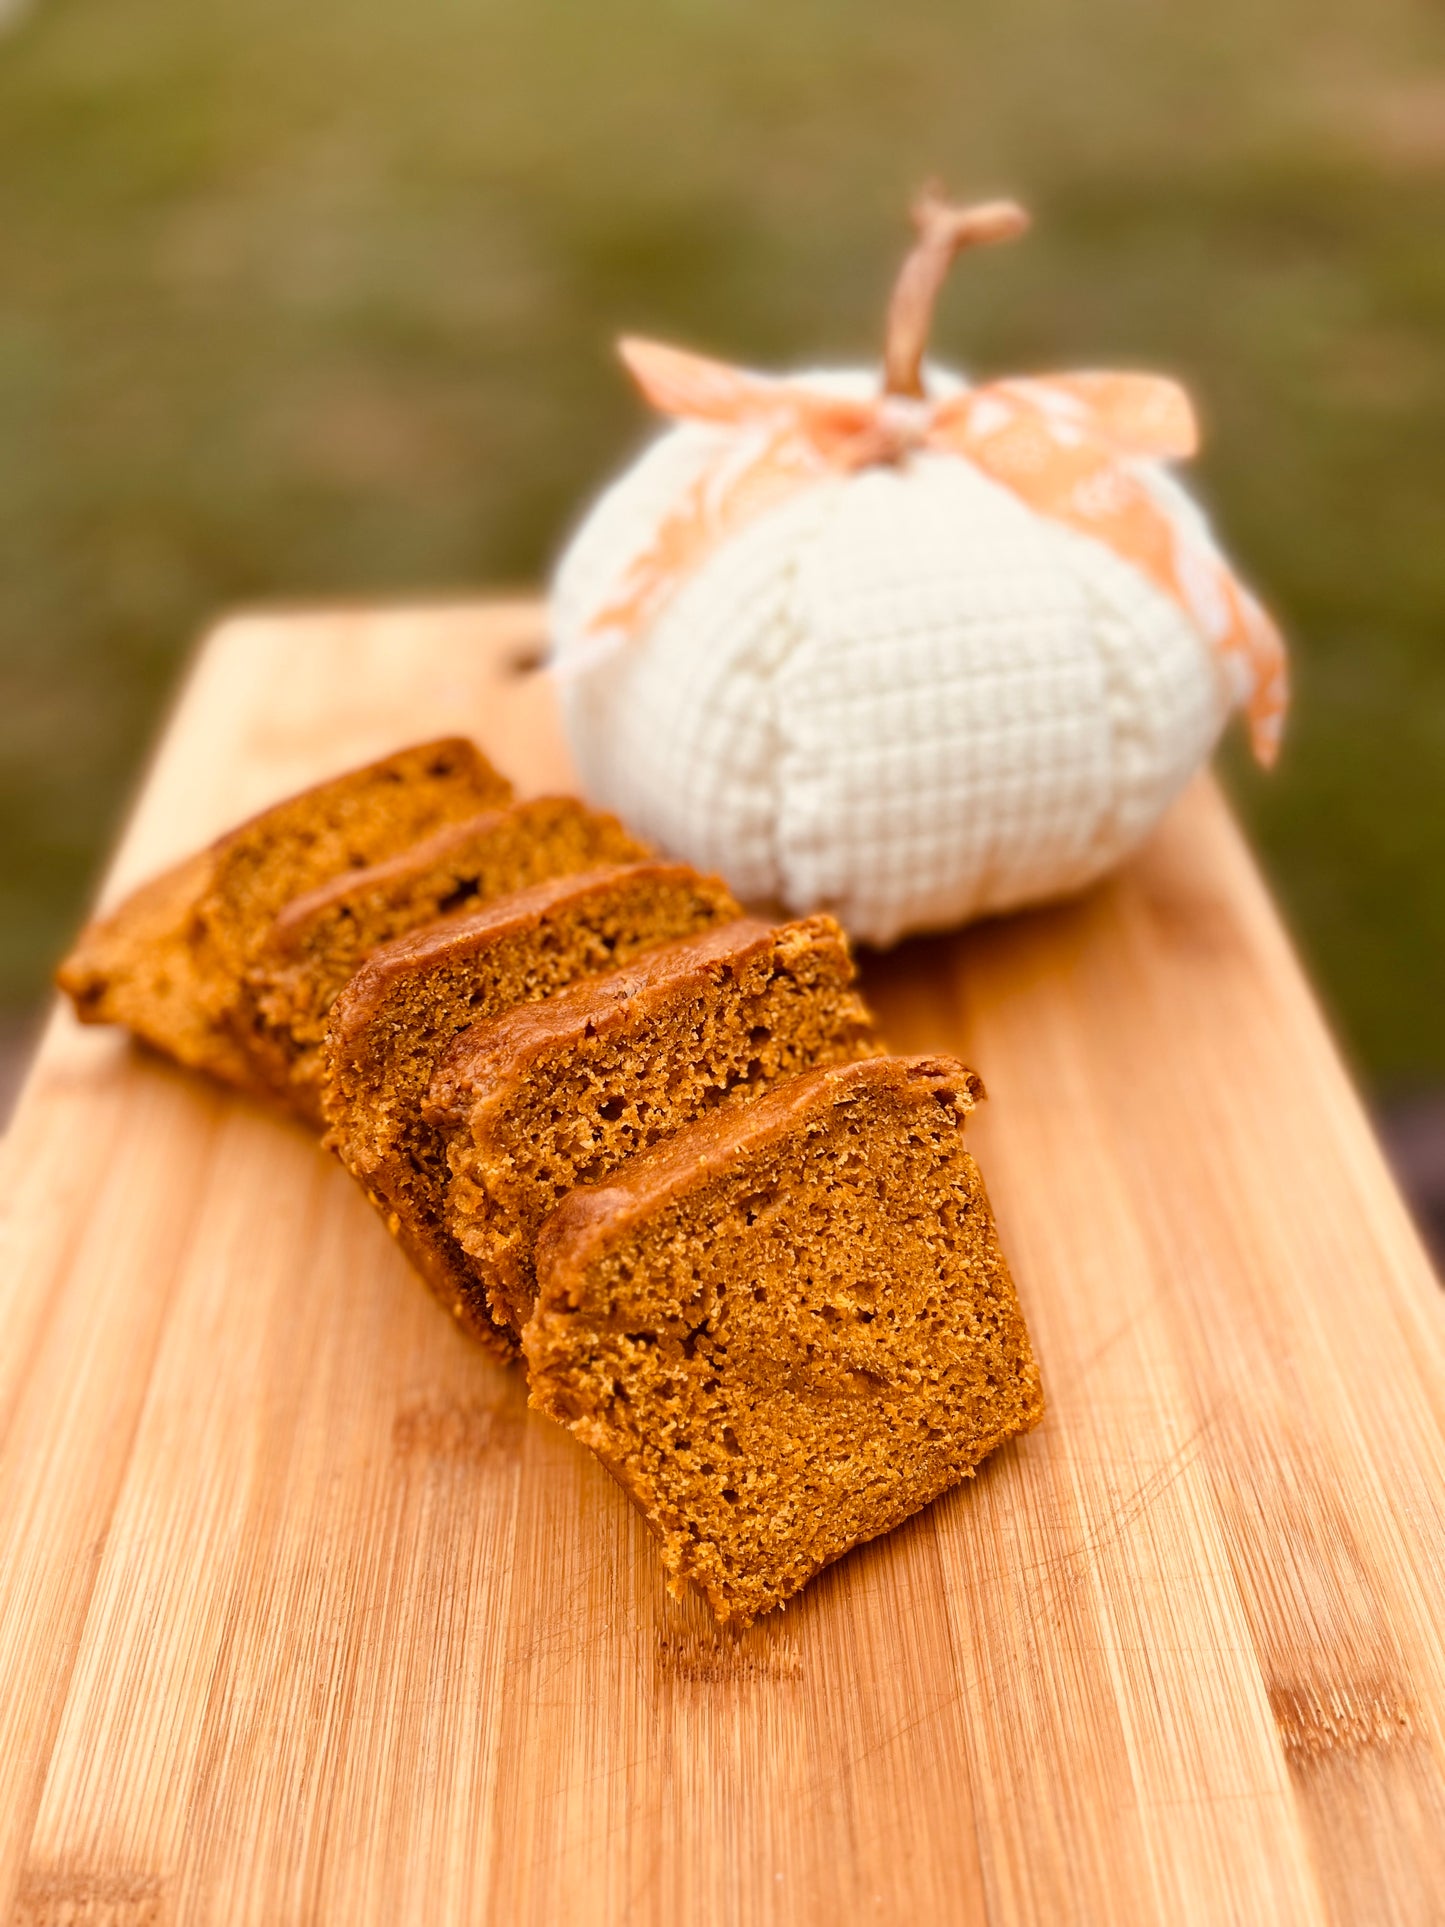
[581,336,1287,765]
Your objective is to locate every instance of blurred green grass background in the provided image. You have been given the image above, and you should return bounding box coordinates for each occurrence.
[1,0,1442,1091]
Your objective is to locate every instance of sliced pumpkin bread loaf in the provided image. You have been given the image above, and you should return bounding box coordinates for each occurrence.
[239,797,649,1122]
[525,1053,1044,1624]
[322,862,741,1353]
[58,737,511,1091]
[430,915,882,1341]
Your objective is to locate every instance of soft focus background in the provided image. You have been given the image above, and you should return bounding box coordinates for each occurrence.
[1,0,1441,1236]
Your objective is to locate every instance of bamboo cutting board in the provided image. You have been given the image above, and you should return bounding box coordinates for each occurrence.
[2,602,1444,1927]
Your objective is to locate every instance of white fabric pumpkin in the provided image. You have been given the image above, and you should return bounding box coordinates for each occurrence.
[548,199,1281,946]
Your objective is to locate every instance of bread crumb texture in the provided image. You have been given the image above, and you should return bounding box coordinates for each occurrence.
[239,796,648,1119]
[321,861,741,1350]
[194,738,512,1021]
[526,1054,1044,1624]
[438,915,883,1338]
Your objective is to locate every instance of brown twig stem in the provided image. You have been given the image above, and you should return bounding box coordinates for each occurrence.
[882,187,1030,399]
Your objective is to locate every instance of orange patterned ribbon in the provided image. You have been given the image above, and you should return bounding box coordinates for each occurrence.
[583,337,1287,764]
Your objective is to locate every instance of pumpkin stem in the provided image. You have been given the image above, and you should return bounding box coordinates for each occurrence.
[882,186,1030,400]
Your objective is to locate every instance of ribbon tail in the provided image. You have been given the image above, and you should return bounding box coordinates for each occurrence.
[1167,518,1290,767]
[618,336,792,425]
[1241,597,1288,767]
[619,336,881,443]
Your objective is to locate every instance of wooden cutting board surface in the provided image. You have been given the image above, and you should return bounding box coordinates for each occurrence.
[2,601,1444,1927]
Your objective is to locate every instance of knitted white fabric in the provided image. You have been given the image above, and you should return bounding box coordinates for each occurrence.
[550,367,1230,946]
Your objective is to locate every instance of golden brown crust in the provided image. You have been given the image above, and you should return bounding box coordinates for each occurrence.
[211,737,505,863]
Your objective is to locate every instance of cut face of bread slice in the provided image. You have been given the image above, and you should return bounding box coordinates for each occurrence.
[432,916,882,1341]
[526,1054,1044,1625]
[322,862,741,1355]
[57,737,512,1093]
[192,738,513,1032]
[239,797,650,1123]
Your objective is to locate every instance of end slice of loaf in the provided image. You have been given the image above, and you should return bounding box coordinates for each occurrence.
[431,915,882,1340]
[56,850,265,1092]
[322,862,741,1354]
[526,1053,1044,1625]
[57,737,511,1092]
[239,797,650,1122]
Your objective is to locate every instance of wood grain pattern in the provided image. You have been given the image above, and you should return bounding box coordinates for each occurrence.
[2,601,1443,1926]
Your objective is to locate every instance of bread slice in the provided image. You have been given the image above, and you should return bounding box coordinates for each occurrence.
[239,797,650,1122]
[322,862,741,1354]
[58,738,511,1092]
[431,916,882,1340]
[526,1053,1044,1624]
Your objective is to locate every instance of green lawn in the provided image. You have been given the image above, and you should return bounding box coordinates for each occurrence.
[1,0,1442,1088]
